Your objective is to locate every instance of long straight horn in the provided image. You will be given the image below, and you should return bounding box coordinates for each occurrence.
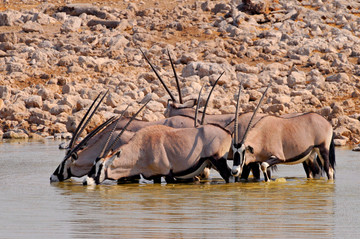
[167,49,183,104]
[140,48,176,102]
[65,115,117,160]
[240,83,271,144]
[98,110,128,159]
[73,90,109,147]
[234,81,243,146]
[68,90,109,149]
[194,85,204,128]
[105,99,151,156]
[200,71,224,125]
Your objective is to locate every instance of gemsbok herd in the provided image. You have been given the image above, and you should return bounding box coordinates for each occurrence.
[50,49,336,185]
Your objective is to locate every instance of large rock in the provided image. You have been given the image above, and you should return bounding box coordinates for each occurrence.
[49,105,72,115]
[25,95,43,108]
[326,73,350,83]
[0,85,11,100]
[22,21,44,33]
[61,17,82,32]
[0,10,22,26]
[287,71,306,87]
[0,32,18,44]
[3,130,29,139]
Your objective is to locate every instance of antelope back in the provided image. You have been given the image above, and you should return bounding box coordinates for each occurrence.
[104,124,232,180]
[243,113,334,161]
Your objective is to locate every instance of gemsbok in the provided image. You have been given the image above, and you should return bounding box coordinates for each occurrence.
[49,75,225,183]
[142,49,324,180]
[50,90,111,182]
[231,85,336,182]
[85,85,234,185]
[50,73,224,183]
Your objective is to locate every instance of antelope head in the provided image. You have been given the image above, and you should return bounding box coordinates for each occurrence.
[50,90,109,182]
[85,99,151,185]
[231,84,270,177]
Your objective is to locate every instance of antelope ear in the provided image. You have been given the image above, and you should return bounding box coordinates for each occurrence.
[177,99,197,109]
[246,145,254,154]
[116,150,121,157]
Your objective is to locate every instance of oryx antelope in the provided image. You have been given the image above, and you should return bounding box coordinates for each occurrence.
[50,90,111,182]
[231,87,335,181]
[50,72,224,183]
[142,49,323,180]
[85,85,234,185]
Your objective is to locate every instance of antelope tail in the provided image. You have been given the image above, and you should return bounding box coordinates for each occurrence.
[329,133,336,169]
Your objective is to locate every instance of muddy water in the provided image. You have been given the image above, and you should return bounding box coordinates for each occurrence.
[0,140,359,238]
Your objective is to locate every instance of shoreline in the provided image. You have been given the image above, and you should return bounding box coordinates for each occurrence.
[0,0,360,147]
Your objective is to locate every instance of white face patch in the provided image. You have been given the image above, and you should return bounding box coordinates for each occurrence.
[85,176,96,186]
[231,165,241,177]
[231,144,246,176]
[50,174,59,182]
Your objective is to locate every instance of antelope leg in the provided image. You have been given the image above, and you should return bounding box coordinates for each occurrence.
[117,175,141,184]
[240,164,251,180]
[261,156,281,182]
[261,162,270,182]
[209,157,232,183]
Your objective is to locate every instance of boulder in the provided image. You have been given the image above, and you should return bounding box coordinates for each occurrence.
[61,17,82,32]
[22,21,44,33]
[25,95,43,108]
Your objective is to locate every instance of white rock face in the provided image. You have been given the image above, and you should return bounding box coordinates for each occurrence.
[1,0,360,144]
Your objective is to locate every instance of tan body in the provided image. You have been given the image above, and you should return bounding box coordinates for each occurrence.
[88,124,233,184]
[51,115,199,182]
[166,106,319,180]
[240,113,335,181]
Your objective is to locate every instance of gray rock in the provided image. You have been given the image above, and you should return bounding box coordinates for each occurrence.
[49,105,72,115]
[0,85,11,100]
[0,102,28,120]
[352,145,360,151]
[61,17,82,32]
[3,130,28,139]
[0,32,18,44]
[34,12,57,25]
[25,95,43,108]
[182,61,226,78]
[334,138,347,146]
[0,10,22,26]
[22,21,44,33]
[287,71,306,87]
[326,73,350,83]
[60,4,106,19]
[179,53,198,64]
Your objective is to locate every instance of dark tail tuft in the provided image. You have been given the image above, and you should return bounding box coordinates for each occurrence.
[329,133,336,169]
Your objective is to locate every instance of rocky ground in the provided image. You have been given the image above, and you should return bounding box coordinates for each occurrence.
[0,0,360,148]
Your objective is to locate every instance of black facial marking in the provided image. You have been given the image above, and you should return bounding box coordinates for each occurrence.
[71,152,78,160]
[94,163,103,184]
[234,151,241,167]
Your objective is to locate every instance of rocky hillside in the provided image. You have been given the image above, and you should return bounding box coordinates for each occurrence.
[0,0,360,147]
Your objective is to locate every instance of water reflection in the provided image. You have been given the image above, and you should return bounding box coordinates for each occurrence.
[1,141,359,238]
[51,177,336,238]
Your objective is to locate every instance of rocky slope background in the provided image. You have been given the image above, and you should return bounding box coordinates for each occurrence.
[0,0,360,148]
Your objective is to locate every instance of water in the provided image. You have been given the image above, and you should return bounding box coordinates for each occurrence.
[0,140,359,238]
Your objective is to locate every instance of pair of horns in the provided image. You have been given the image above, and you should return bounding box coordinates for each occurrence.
[98,99,151,159]
[234,83,270,147]
[194,72,224,127]
[140,48,183,104]
[66,90,109,157]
